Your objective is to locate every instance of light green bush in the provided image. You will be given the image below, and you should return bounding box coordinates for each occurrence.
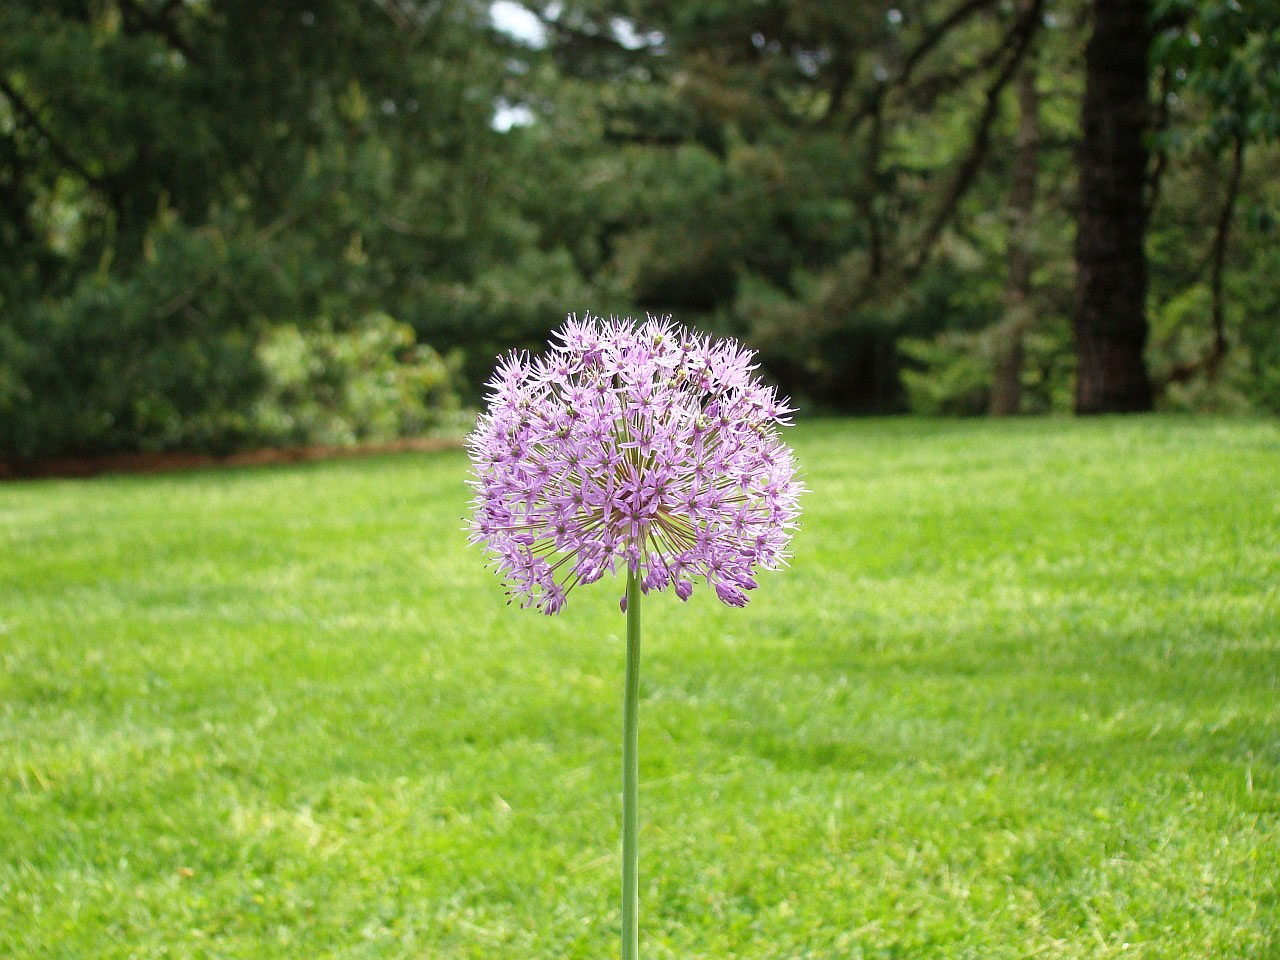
[251,314,463,448]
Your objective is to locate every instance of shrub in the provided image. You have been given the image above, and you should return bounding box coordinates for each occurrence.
[250,314,463,448]
[899,315,1075,416]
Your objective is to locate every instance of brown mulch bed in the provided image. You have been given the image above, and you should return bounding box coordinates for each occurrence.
[0,436,464,481]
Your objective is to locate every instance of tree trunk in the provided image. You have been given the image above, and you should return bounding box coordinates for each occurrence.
[990,18,1040,417]
[1073,0,1154,414]
[1206,134,1245,383]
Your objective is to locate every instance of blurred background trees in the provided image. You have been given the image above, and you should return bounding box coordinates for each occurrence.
[1,0,1276,459]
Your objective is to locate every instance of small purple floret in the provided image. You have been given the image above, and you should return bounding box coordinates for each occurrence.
[467,313,803,613]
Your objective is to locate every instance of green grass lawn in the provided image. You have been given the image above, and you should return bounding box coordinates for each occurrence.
[2,417,1278,959]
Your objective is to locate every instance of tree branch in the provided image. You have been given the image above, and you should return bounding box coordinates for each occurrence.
[1160,135,1245,388]
[1207,133,1244,378]
[0,78,111,192]
[899,0,1004,85]
[365,0,413,32]
[841,0,1003,132]
[907,0,1043,279]
[149,212,300,323]
[811,0,1043,323]
[1145,63,1173,222]
[862,100,885,278]
[117,0,200,64]
[900,33,1008,114]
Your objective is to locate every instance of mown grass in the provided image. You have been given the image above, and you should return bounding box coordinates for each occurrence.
[1,417,1277,959]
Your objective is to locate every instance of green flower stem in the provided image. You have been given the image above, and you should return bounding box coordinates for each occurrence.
[622,569,642,960]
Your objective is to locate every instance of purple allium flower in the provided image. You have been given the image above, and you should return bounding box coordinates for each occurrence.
[467,314,803,613]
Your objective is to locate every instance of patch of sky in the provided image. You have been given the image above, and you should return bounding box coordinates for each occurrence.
[490,1,547,48]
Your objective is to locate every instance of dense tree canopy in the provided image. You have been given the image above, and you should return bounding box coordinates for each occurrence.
[1,0,1276,458]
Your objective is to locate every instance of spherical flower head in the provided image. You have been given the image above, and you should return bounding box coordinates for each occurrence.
[467,313,803,613]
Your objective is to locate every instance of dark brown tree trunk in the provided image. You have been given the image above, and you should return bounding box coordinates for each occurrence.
[1073,0,1154,413]
[990,18,1040,416]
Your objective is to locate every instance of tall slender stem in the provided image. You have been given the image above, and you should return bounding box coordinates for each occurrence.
[622,569,642,960]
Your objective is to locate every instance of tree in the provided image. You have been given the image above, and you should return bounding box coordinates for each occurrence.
[989,0,1042,415]
[0,0,513,457]
[1148,0,1280,401]
[1073,0,1154,413]
[521,0,1047,410]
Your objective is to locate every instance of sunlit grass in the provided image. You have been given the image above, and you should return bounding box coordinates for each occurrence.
[2,416,1277,958]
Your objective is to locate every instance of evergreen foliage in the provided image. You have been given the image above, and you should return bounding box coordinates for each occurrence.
[1,0,1276,457]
